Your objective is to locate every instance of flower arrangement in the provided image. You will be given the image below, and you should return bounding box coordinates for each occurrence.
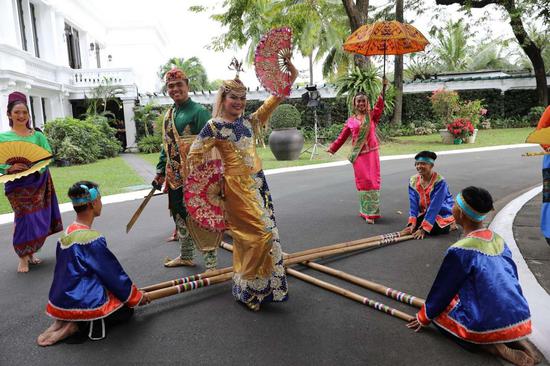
[447,118,475,143]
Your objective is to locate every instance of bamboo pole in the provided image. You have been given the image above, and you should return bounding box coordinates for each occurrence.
[282,234,413,266]
[283,231,401,260]
[522,151,550,157]
[140,267,233,292]
[287,268,415,322]
[146,272,233,301]
[303,261,424,308]
[141,231,404,292]
[147,233,413,303]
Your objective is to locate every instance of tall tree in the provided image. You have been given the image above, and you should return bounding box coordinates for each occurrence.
[435,0,548,105]
[158,57,210,92]
[198,0,348,85]
[433,19,471,71]
[392,0,404,126]
[341,0,370,68]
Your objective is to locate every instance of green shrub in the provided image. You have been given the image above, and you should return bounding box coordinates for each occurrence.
[527,106,547,127]
[430,89,460,125]
[270,104,301,129]
[44,117,121,165]
[137,135,163,153]
[322,123,345,141]
[134,103,168,139]
[489,117,530,129]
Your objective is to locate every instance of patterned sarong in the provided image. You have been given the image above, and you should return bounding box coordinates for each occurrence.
[5,169,63,257]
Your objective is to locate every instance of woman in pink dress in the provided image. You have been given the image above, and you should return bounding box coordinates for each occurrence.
[327,80,387,223]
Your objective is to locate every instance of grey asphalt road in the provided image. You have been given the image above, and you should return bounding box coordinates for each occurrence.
[0,146,543,366]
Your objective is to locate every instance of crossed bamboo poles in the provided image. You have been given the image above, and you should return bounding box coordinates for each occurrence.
[141,231,424,322]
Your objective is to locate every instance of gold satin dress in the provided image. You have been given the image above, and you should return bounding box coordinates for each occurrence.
[188,97,288,306]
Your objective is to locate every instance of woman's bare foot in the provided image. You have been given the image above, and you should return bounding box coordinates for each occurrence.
[37,321,79,346]
[164,256,195,267]
[17,256,29,273]
[166,229,178,242]
[510,340,542,364]
[485,343,534,366]
[29,255,42,265]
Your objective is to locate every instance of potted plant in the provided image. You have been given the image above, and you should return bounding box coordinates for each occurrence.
[430,89,460,144]
[268,104,304,161]
[447,118,474,144]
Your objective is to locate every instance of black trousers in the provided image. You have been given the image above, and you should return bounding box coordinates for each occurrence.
[75,306,134,342]
[411,214,451,236]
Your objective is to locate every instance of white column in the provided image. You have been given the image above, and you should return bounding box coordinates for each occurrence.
[0,0,19,47]
[0,90,10,132]
[121,97,137,151]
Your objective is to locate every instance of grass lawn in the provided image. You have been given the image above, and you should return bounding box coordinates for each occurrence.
[0,157,145,214]
[139,153,161,167]
[139,127,533,170]
[2,128,527,215]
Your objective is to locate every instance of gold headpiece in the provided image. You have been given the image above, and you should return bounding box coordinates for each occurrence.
[221,58,247,97]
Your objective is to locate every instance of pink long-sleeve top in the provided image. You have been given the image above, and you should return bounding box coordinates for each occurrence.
[328,95,384,155]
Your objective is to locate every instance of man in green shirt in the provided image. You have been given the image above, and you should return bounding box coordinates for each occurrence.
[153,68,217,269]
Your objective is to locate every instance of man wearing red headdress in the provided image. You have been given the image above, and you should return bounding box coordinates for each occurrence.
[537,106,550,246]
[153,68,218,269]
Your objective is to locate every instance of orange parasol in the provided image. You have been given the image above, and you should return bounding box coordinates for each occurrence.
[343,20,429,78]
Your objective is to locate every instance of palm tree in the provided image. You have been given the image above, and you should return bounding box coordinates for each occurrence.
[468,42,517,71]
[432,19,471,72]
[158,57,210,92]
[335,64,395,115]
[85,77,126,118]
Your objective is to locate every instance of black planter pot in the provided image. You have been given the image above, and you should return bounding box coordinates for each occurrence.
[268,128,304,161]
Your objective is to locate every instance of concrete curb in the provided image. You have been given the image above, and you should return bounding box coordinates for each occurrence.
[0,142,538,225]
[489,185,550,360]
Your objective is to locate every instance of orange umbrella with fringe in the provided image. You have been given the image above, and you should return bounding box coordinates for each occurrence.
[343,20,429,78]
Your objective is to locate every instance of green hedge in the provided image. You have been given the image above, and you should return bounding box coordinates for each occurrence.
[208,87,544,132]
[44,116,121,165]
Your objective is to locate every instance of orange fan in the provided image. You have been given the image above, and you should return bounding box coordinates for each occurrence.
[0,141,53,183]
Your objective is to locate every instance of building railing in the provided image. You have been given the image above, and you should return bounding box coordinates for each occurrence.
[72,68,135,87]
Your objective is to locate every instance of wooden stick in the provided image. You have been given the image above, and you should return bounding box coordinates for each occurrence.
[140,267,233,292]
[286,268,415,322]
[522,151,550,157]
[145,233,413,303]
[146,272,233,301]
[282,235,413,266]
[142,232,405,292]
[283,231,401,260]
[303,261,424,308]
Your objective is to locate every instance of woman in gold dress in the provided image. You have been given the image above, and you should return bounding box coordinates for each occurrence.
[188,59,298,311]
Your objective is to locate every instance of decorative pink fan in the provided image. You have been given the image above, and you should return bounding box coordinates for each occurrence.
[254,27,293,97]
[184,159,226,232]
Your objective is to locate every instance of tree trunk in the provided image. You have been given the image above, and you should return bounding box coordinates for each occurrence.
[309,54,314,85]
[392,0,404,126]
[435,0,548,106]
[505,0,548,106]
[342,0,370,69]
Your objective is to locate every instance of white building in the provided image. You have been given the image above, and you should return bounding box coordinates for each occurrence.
[0,0,169,149]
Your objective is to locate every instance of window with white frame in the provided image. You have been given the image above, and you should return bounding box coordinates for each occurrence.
[15,0,28,51]
[30,2,40,58]
[65,23,82,69]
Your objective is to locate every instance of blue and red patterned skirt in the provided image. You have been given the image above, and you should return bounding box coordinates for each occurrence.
[5,169,63,257]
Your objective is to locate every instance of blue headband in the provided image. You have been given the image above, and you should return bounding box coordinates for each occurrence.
[71,185,100,206]
[415,157,434,165]
[456,193,486,222]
